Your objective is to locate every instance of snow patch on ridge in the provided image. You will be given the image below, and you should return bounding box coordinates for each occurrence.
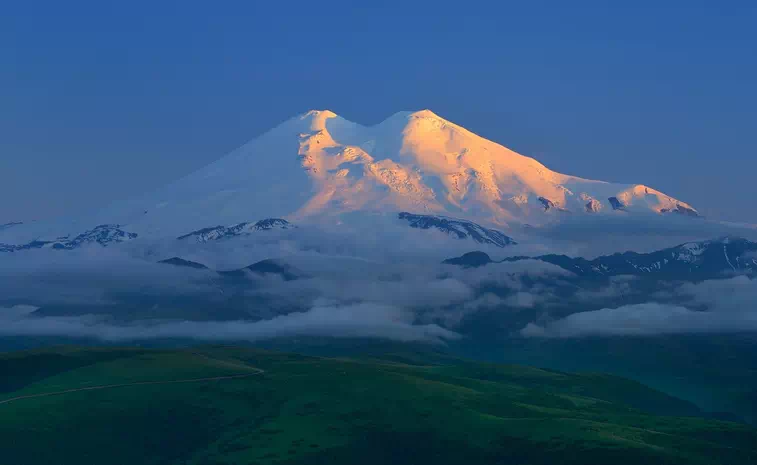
[0,225,137,252]
[177,218,294,243]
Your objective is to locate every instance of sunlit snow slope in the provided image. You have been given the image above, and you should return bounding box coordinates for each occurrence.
[4,110,698,240]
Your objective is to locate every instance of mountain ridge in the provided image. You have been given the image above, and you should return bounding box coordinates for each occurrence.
[443,237,757,279]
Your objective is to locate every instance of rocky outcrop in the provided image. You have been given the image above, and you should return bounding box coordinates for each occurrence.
[585,199,602,213]
[608,197,625,210]
[158,257,209,269]
[398,212,516,248]
[177,218,293,243]
[661,204,700,218]
[442,251,494,268]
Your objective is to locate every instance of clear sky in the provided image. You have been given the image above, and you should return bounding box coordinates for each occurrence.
[2,0,755,223]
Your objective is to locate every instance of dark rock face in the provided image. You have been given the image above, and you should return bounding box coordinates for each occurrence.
[398,212,516,248]
[538,197,570,213]
[538,197,557,211]
[585,199,602,213]
[0,225,137,252]
[661,204,700,218]
[158,257,209,270]
[608,197,625,210]
[442,251,493,268]
[253,218,291,229]
[177,218,293,243]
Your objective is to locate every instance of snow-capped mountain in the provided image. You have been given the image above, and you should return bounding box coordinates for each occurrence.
[398,212,516,248]
[0,224,137,252]
[1,109,700,249]
[176,218,293,243]
[0,219,291,252]
[445,238,757,279]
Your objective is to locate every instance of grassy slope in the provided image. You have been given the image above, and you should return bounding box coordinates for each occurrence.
[452,335,757,424]
[0,346,755,465]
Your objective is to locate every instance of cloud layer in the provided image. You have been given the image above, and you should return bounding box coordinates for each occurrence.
[3,222,757,344]
[0,228,572,344]
[0,303,460,344]
[523,276,757,337]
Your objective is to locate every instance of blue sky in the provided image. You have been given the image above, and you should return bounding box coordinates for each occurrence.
[1,0,755,222]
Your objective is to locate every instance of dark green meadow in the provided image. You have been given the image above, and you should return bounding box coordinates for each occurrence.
[1,346,755,465]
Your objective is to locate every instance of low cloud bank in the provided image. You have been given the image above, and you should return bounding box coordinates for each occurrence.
[0,303,460,344]
[4,227,756,343]
[523,276,757,337]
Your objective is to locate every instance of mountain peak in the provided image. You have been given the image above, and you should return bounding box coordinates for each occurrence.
[408,109,441,119]
[8,109,702,240]
[160,109,701,229]
[302,109,338,119]
[381,109,447,126]
[297,110,341,131]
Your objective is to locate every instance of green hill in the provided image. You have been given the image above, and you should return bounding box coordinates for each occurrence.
[1,346,755,465]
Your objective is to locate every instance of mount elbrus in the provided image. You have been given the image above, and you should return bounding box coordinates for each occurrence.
[1,109,700,250]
